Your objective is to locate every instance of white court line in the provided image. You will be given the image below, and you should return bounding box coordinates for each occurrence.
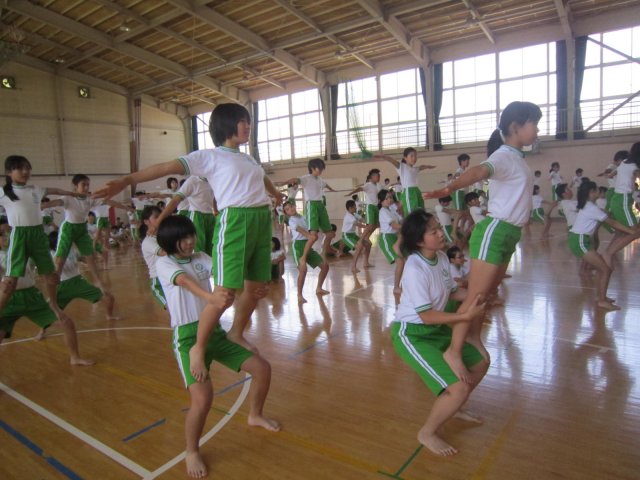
[144,374,252,479]
[0,326,172,346]
[0,380,152,477]
[1,326,250,479]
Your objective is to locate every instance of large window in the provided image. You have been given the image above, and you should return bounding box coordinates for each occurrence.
[581,26,640,133]
[440,44,556,144]
[379,68,426,150]
[257,94,291,162]
[336,76,379,155]
[195,111,248,153]
[290,89,325,159]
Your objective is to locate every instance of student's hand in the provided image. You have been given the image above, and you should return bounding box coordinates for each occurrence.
[93,178,128,199]
[208,289,234,309]
[422,188,449,200]
[465,294,486,321]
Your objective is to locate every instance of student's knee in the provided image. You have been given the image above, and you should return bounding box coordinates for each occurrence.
[320,262,329,273]
[309,231,319,243]
[448,379,472,398]
[242,354,271,378]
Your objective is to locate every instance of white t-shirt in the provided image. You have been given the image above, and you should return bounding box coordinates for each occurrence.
[287,215,308,241]
[397,163,419,188]
[0,250,35,289]
[131,197,152,211]
[560,199,578,227]
[449,261,469,281]
[571,201,608,235]
[93,204,110,218]
[595,198,607,210]
[63,196,103,223]
[177,176,214,214]
[363,182,381,205]
[482,145,533,227]
[156,253,213,328]
[614,161,638,194]
[395,251,456,324]
[379,206,401,234]
[87,222,98,239]
[469,205,485,224]
[435,204,451,227]
[0,185,47,227]
[532,194,544,209]
[392,182,403,193]
[287,185,299,199]
[549,171,563,186]
[342,211,359,234]
[178,147,269,210]
[57,247,81,281]
[571,176,583,190]
[141,235,162,278]
[298,174,325,201]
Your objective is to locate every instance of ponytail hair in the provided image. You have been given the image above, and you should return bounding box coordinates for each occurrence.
[402,147,416,163]
[487,101,542,157]
[576,180,596,210]
[4,155,32,202]
[139,205,162,238]
[549,161,559,173]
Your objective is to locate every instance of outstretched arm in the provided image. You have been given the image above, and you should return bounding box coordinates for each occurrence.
[274,177,299,187]
[40,199,64,209]
[264,176,284,205]
[44,188,81,197]
[604,217,640,235]
[418,164,436,171]
[423,164,491,200]
[105,200,134,211]
[155,195,183,227]
[93,160,185,200]
[374,153,400,168]
[345,186,364,196]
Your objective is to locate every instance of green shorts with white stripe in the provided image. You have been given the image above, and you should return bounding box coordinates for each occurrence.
[390,321,483,396]
[568,232,592,258]
[469,217,521,265]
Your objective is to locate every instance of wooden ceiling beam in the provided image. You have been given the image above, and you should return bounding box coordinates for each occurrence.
[166,0,327,87]
[553,0,574,40]
[355,0,430,68]
[460,0,495,44]
[5,0,250,105]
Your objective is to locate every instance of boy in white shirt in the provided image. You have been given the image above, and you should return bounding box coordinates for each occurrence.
[435,196,455,244]
[346,168,382,245]
[341,200,371,273]
[283,201,329,304]
[156,215,280,478]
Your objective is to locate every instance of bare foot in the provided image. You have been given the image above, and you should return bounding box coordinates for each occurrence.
[316,289,330,296]
[185,451,208,478]
[443,349,471,383]
[597,300,621,311]
[298,296,307,305]
[189,346,208,382]
[70,357,95,366]
[454,409,483,424]
[417,429,458,456]
[34,329,47,341]
[606,296,616,303]
[248,414,281,432]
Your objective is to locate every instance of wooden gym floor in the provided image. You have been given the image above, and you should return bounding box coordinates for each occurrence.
[0,222,639,479]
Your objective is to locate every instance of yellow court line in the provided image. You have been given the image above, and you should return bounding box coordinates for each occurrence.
[471,406,523,480]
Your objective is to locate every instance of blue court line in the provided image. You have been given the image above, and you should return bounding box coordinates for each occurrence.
[121,418,166,443]
[378,445,423,479]
[288,330,346,359]
[216,376,252,395]
[0,419,84,480]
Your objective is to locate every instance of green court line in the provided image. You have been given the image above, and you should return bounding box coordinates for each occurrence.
[378,445,423,479]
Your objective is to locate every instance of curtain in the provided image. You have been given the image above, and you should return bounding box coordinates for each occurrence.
[574,36,587,139]
[556,37,587,139]
[420,66,443,150]
[251,101,260,162]
[330,84,340,159]
[191,116,198,152]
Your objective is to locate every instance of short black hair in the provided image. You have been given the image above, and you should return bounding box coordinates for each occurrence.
[446,245,461,260]
[613,150,628,162]
[72,174,90,185]
[331,223,337,232]
[88,211,96,218]
[368,168,380,177]
[534,170,541,175]
[598,186,608,194]
[576,168,583,174]
[271,237,281,250]
[157,215,196,255]
[438,196,452,204]
[140,205,162,238]
[457,154,470,164]
[464,192,479,204]
[403,147,417,158]
[346,200,356,210]
[209,103,251,147]
[401,209,435,254]
[166,177,178,189]
[308,158,325,173]
[555,183,568,197]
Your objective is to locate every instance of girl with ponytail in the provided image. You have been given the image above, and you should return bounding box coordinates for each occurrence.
[569,181,638,310]
[140,205,168,309]
[422,101,542,383]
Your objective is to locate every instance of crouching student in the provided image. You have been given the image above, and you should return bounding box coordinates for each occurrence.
[390,210,488,456]
[156,215,280,478]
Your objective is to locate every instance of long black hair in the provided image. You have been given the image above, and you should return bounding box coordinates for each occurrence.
[487,101,542,156]
[626,142,640,169]
[576,180,597,210]
[401,147,416,163]
[4,155,32,202]
[377,188,390,209]
[139,205,162,238]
